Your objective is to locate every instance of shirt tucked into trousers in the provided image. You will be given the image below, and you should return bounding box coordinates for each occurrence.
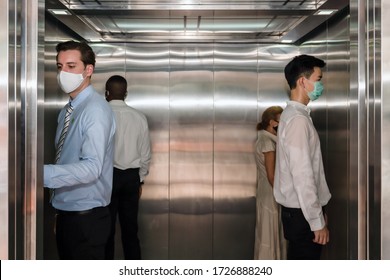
[44,86,116,260]
[274,101,331,260]
[105,99,151,260]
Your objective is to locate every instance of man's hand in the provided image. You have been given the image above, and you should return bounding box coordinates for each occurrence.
[313,226,329,245]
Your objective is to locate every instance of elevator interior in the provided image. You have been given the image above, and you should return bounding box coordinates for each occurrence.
[2,0,389,260]
[43,0,351,260]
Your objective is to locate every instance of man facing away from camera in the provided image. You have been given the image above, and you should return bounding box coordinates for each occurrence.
[105,75,151,260]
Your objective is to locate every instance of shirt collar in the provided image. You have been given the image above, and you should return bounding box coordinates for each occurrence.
[109,99,127,106]
[68,85,94,108]
[287,100,311,115]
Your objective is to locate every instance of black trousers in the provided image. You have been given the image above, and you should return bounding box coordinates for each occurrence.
[281,206,322,260]
[105,167,141,260]
[55,206,110,260]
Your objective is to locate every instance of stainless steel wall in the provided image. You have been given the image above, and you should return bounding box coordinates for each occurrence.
[348,0,387,259]
[0,0,10,260]
[379,0,390,260]
[0,0,44,260]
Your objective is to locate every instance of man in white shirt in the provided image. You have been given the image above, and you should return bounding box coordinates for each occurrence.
[104,75,151,259]
[274,55,331,260]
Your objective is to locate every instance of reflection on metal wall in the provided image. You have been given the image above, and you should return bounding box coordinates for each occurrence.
[213,44,258,259]
[0,0,44,260]
[169,44,214,259]
[350,0,368,259]
[0,0,10,260]
[349,0,387,260]
[381,0,390,260]
[125,43,171,260]
[366,0,382,260]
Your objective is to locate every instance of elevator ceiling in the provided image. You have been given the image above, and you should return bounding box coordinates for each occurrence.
[46,0,348,43]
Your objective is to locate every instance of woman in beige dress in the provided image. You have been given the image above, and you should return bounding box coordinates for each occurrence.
[254,106,287,259]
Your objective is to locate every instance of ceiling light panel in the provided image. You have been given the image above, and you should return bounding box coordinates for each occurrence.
[47,0,347,43]
[58,0,329,11]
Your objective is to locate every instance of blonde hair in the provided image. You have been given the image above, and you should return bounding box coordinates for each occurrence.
[256,106,283,130]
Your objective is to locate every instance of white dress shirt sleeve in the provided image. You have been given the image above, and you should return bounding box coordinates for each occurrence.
[284,115,326,231]
[139,123,151,182]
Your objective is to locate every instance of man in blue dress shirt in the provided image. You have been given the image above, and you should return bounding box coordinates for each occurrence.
[44,41,116,260]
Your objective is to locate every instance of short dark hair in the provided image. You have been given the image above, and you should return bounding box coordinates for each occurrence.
[284,55,326,89]
[106,75,127,100]
[56,40,96,67]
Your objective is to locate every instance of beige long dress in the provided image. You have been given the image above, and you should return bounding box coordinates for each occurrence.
[254,130,287,260]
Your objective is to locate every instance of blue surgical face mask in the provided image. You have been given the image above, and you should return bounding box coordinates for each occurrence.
[305,79,324,101]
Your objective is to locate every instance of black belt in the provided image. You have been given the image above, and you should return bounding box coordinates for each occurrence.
[282,206,326,214]
[282,206,302,212]
[114,167,140,172]
[56,206,106,216]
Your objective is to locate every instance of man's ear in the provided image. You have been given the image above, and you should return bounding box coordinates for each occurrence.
[297,76,306,89]
[86,64,94,76]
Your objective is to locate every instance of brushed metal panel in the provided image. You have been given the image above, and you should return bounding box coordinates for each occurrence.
[367,0,382,259]
[213,44,258,259]
[321,15,350,260]
[0,0,45,260]
[169,44,214,259]
[8,0,24,260]
[22,0,45,259]
[124,43,170,260]
[90,43,127,93]
[0,0,9,260]
[349,0,368,259]
[258,44,299,110]
[382,0,390,260]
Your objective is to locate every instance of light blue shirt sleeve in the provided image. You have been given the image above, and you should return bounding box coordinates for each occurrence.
[44,105,113,188]
[44,86,116,211]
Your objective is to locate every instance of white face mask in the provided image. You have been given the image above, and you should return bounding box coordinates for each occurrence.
[57,70,85,94]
